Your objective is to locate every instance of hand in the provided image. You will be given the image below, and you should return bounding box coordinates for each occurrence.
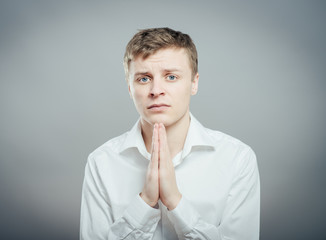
[140,123,159,207]
[140,123,182,210]
[158,123,182,210]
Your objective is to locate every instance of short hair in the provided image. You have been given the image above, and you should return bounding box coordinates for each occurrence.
[124,27,198,80]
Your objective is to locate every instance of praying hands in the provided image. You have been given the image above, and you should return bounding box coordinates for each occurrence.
[140,123,182,210]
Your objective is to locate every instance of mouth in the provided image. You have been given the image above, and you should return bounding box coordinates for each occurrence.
[147,103,171,110]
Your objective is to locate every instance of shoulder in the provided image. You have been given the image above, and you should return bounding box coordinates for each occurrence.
[206,127,254,154]
[87,131,129,165]
[205,126,257,167]
[206,128,259,180]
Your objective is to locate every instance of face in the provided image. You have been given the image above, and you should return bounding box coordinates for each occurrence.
[128,48,199,127]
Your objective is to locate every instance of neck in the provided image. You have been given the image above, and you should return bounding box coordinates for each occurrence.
[141,111,191,159]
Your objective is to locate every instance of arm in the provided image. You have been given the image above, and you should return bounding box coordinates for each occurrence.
[80,155,161,240]
[166,148,260,240]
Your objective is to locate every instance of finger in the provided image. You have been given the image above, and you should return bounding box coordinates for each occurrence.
[159,123,168,168]
[150,123,159,170]
[151,123,156,153]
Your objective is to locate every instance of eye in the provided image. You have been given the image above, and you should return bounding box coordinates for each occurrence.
[167,75,177,81]
[139,77,150,83]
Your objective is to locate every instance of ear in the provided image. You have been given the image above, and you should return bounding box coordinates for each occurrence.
[128,84,133,99]
[191,73,199,95]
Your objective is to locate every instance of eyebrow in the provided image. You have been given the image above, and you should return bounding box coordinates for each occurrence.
[162,68,182,73]
[133,68,183,78]
[134,68,181,74]
[134,71,151,77]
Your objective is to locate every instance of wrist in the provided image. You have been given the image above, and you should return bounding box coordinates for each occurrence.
[166,193,182,211]
[139,192,158,208]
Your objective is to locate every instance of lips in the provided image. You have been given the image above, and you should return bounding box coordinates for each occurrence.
[147,103,170,109]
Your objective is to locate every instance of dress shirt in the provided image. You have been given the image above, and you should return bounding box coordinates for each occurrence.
[80,114,260,240]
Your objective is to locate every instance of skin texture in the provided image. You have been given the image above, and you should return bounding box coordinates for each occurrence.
[140,123,182,210]
[128,48,199,210]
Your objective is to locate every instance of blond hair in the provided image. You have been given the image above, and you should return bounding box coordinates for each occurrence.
[124,27,198,80]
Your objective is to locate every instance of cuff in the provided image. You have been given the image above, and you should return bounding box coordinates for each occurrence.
[166,196,200,236]
[123,194,161,233]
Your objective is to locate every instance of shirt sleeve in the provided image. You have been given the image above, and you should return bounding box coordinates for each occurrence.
[166,147,260,240]
[80,155,161,240]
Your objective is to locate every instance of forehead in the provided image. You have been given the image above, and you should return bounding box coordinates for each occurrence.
[130,48,191,73]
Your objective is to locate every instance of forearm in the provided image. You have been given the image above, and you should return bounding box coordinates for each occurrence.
[80,159,161,240]
[107,194,161,240]
[166,196,222,240]
[167,195,259,240]
[81,193,161,240]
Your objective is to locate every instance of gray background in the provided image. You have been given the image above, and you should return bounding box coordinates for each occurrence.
[0,0,325,239]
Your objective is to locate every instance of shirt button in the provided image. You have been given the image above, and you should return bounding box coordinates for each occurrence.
[134,230,142,238]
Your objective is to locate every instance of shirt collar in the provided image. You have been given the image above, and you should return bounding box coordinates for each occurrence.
[181,113,216,160]
[119,119,151,159]
[119,113,216,163]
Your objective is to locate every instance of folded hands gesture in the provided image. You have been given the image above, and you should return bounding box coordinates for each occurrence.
[140,123,182,210]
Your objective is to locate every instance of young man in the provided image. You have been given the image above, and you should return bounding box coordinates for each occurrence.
[80,28,260,240]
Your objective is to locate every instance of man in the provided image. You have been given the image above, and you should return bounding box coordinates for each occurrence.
[80,27,260,240]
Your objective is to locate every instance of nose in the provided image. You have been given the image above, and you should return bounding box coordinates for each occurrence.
[149,79,165,97]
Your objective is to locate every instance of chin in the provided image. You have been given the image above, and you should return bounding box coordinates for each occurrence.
[144,114,174,126]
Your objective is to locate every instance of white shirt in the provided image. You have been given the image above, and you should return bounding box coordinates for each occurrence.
[80,114,260,240]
